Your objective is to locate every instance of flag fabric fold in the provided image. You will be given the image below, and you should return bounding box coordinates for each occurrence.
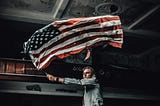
[24,15,123,70]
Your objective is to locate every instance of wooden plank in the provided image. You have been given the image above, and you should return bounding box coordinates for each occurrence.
[6,62,16,73]
[15,63,25,74]
[0,61,5,73]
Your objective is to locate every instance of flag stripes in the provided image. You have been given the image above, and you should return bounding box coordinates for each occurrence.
[24,15,123,70]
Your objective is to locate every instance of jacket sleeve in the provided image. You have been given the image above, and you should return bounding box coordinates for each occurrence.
[64,78,97,86]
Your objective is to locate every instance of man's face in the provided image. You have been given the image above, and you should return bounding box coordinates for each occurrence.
[83,69,92,79]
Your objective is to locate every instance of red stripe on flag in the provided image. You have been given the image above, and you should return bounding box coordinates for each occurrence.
[35,40,108,70]
[26,15,123,70]
[32,24,122,58]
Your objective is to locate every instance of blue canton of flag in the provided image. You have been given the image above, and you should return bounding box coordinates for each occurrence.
[24,24,61,53]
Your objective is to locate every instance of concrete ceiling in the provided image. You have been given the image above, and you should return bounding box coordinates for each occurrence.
[0,0,160,32]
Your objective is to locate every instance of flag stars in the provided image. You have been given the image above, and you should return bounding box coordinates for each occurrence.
[55,32,59,35]
[35,41,38,44]
[31,41,34,43]
[40,38,43,41]
[24,24,62,51]
[34,45,38,49]
[51,31,54,34]
[46,32,50,34]
[32,37,35,40]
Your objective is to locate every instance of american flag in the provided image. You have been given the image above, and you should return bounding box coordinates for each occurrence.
[24,15,123,70]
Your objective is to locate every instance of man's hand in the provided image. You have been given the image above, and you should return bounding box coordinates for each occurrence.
[46,74,57,82]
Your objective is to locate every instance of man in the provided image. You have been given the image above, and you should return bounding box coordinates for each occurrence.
[46,66,103,106]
